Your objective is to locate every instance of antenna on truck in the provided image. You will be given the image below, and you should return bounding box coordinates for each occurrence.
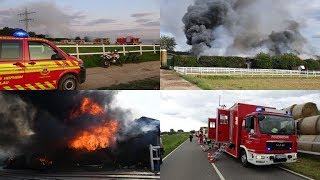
[219,95,226,109]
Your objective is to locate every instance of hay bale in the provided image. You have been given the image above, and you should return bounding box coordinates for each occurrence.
[299,116,320,135]
[312,135,320,152]
[298,135,317,151]
[284,104,297,114]
[291,102,318,120]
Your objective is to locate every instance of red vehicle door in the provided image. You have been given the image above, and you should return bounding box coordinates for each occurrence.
[0,39,25,90]
[216,109,230,143]
[24,40,65,90]
[208,118,216,140]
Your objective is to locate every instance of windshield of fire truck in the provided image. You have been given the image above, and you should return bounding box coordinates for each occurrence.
[258,115,294,135]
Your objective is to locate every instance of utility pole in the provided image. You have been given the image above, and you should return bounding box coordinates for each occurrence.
[18,8,35,32]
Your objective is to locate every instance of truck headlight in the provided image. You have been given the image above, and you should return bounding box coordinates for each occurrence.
[256,155,265,159]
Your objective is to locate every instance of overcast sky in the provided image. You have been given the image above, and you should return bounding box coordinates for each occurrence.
[0,0,159,40]
[160,0,320,52]
[159,91,320,132]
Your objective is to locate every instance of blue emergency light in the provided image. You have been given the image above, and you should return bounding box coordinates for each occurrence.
[13,29,29,38]
[267,147,271,151]
[256,107,264,112]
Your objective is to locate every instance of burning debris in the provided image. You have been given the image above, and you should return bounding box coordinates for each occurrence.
[182,0,312,57]
[0,92,160,171]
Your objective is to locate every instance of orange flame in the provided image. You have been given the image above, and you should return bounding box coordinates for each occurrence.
[70,98,104,119]
[69,120,119,151]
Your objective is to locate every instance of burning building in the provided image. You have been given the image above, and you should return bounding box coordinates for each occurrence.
[0,91,160,172]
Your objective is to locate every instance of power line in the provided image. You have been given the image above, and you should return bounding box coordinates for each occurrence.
[18,8,35,32]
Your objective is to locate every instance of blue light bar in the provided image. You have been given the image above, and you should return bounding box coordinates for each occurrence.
[267,147,271,151]
[256,107,264,112]
[13,29,29,38]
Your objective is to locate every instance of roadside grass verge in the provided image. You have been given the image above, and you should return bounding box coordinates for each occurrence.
[162,133,189,158]
[281,153,320,179]
[179,75,320,90]
[97,77,160,90]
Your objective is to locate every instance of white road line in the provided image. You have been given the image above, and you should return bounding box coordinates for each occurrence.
[163,138,188,161]
[211,163,225,180]
[278,166,314,180]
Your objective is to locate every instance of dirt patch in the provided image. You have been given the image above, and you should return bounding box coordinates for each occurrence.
[80,61,160,90]
[160,69,201,90]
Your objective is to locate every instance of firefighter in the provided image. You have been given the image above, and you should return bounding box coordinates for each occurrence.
[199,133,204,144]
[189,133,193,142]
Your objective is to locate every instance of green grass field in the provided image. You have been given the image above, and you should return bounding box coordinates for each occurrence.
[97,77,160,90]
[281,154,320,179]
[162,133,189,158]
[181,75,320,90]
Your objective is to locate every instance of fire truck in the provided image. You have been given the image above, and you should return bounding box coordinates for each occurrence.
[116,36,141,45]
[207,103,298,167]
[0,30,86,90]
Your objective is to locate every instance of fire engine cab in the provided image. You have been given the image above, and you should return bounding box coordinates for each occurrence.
[0,30,86,90]
[208,103,298,167]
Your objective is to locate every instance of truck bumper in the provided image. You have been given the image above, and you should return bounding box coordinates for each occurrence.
[247,152,297,165]
[79,66,86,84]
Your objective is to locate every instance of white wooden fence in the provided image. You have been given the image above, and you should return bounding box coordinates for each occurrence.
[57,44,160,58]
[174,67,320,77]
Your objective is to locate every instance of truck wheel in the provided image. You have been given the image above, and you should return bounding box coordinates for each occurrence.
[240,150,250,167]
[58,74,78,90]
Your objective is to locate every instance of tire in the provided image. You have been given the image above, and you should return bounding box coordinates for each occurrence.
[58,74,78,90]
[102,59,111,68]
[240,149,250,167]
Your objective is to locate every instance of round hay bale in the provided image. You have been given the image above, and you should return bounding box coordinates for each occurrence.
[284,104,297,114]
[298,135,317,151]
[311,135,320,153]
[292,102,318,120]
[299,115,320,135]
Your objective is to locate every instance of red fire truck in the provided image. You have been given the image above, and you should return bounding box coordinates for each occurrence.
[208,103,298,167]
[116,36,141,45]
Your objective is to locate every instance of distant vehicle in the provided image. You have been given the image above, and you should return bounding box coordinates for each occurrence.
[208,103,298,167]
[116,36,141,45]
[94,38,110,45]
[0,29,86,90]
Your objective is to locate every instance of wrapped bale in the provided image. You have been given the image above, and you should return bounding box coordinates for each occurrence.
[284,104,296,114]
[298,135,317,151]
[291,102,318,120]
[312,135,320,152]
[299,115,320,135]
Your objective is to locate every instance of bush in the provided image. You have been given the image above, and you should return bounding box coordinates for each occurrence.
[304,59,320,71]
[272,53,302,70]
[199,56,247,68]
[253,53,272,69]
[172,55,198,67]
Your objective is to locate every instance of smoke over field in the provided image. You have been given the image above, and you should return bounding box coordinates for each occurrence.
[161,0,316,57]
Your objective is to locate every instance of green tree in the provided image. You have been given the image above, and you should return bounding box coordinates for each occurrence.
[160,35,177,51]
[254,52,273,69]
[177,129,184,133]
[75,36,81,40]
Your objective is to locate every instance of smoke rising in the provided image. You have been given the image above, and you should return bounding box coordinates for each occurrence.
[181,0,314,56]
[0,92,159,168]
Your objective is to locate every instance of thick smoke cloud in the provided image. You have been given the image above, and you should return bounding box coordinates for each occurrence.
[182,0,313,56]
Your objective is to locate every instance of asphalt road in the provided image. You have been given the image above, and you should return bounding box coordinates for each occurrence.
[161,140,306,180]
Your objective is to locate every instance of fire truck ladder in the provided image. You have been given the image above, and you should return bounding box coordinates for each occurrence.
[209,142,230,162]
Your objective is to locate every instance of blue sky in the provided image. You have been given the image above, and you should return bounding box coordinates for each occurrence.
[0,0,159,40]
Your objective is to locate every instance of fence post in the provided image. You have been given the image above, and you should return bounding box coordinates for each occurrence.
[123,45,126,56]
[76,44,80,59]
[102,44,105,55]
[140,44,143,55]
[153,45,156,54]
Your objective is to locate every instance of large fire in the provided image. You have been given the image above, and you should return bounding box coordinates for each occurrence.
[70,98,104,119]
[68,98,119,151]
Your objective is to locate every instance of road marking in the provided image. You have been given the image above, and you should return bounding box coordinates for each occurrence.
[163,139,188,161]
[278,166,314,180]
[211,163,225,180]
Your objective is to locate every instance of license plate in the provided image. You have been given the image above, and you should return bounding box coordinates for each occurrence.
[275,155,286,159]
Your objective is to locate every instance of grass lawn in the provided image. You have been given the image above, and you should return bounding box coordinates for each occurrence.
[162,133,189,158]
[181,75,320,90]
[97,77,160,90]
[281,154,320,179]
